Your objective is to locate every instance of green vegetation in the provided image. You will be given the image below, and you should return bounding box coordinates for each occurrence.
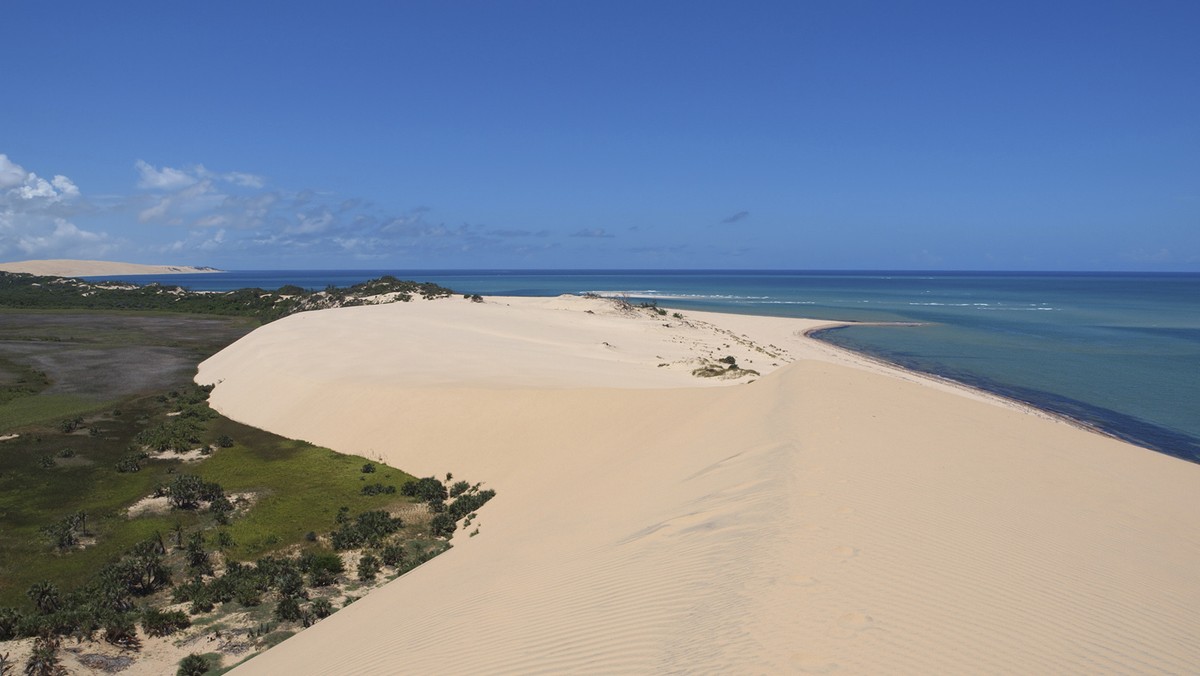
[177,653,210,676]
[0,278,497,672]
[0,393,96,431]
[0,384,437,606]
[0,272,455,323]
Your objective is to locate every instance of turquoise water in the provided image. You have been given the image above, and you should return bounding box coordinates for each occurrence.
[85,270,1200,461]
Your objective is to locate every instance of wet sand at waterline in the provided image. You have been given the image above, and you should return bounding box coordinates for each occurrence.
[196,295,1200,674]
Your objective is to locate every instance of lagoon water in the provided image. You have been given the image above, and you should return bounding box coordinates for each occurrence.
[87,269,1200,461]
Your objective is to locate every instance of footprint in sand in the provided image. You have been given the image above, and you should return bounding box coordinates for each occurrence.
[832,545,858,558]
[790,652,839,673]
[828,611,875,638]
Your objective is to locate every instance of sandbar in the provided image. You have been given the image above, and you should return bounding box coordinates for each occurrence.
[0,259,220,277]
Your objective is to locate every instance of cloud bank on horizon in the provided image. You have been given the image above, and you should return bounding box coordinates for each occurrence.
[0,153,613,268]
[1,2,1197,271]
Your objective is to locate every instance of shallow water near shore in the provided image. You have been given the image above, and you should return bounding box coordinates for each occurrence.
[85,269,1200,461]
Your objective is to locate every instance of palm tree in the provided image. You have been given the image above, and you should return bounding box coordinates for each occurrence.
[22,636,62,676]
[25,582,60,615]
[176,653,209,676]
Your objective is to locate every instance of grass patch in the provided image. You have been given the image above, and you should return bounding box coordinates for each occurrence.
[0,396,417,606]
[0,392,97,430]
[190,418,415,561]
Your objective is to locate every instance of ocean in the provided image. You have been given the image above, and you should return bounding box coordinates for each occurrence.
[84,269,1200,462]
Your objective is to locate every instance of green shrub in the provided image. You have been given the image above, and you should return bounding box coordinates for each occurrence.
[310,598,333,619]
[25,635,63,676]
[429,513,456,538]
[274,596,303,623]
[58,417,82,433]
[103,612,139,649]
[299,552,344,587]
[177,653,210,676]
[448,488,496,521]
[448,480,470,498]
[356,554,381,582]
[185,532,210,573]
[360,483,396,496]
[142,608,191,637]
[380,544,405,567]
[26,581,61,615]
[330,510,403,551]
[401,476,447,503]
[115,452,146,473]
[0,607,22,640]
[168,474,205,509]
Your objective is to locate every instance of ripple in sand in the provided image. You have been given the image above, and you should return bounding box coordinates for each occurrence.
[829,611,875,638]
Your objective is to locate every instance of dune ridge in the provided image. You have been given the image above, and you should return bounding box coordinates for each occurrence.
[0,259,220,277]
[196,296,1200,674]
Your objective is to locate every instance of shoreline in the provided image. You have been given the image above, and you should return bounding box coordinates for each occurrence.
[197,295,1200,674]
[805,324,1119,441]
[807,323,1199,462]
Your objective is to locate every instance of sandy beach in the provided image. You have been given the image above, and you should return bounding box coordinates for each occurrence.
[196,295,1200,674]
[0,259,220,277]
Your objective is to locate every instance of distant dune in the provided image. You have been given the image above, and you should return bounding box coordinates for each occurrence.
[196,295,1200,675]
[0,259,221,277]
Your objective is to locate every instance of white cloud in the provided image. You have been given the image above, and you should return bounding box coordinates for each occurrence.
[135,160,197,190]
[148,162,266,190]
[4,153,545,265]
[14,218,113,258]
[194,214,230,228]
[223,172,265,189]
[288,207,335,234]
[16,174,58,200]
[131,161,266,228]
[198,228,226,251]
[136,179,226,224]
[0,154,81,203]
[0,155,28,188]
[51,175,80,199]
[138,198,172,224]
[0,154,101,260]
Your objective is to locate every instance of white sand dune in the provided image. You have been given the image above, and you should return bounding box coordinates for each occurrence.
[197,296,1200,674]
[0,259,220,277]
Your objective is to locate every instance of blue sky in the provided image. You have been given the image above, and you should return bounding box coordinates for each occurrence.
[1,1,1197,270]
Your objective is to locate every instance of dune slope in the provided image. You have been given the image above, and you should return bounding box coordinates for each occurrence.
[197,296,1200,674]
[0,259,219,276]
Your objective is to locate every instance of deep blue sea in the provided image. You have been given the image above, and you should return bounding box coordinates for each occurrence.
[85,270,1200,462]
